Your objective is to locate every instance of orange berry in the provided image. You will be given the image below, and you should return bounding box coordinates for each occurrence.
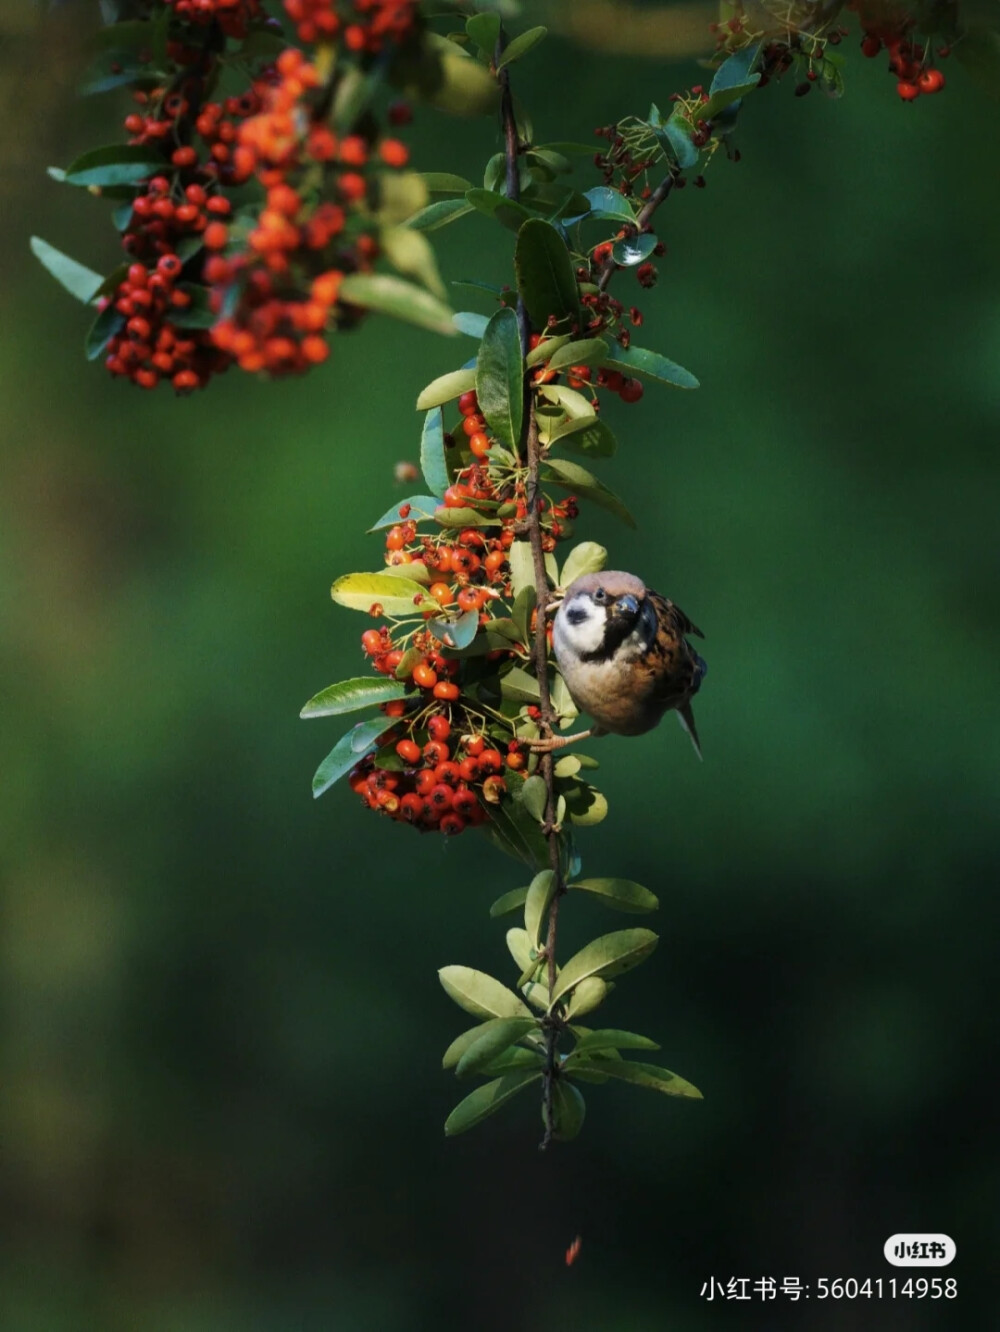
[412,662,438,689]
[429,582,455,607]
[433,681,460,702]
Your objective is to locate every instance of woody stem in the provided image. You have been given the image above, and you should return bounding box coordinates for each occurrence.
[497,29,564,1152]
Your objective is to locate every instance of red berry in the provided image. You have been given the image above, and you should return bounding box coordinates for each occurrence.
[458,390,479,416]
[396,738,422,764]
[897,80,920,101]
[433,681,460,701]
[918,68,945,93]
[439,812,465,835]
[423,739,449,765]
[619,377,644,403]
[861,33,881,57]
[442,485,469,509]
[427,715,451,742]
[413,662,439,689]
[361,629,383,654]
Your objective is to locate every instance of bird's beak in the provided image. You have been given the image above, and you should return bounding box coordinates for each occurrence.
[615,594,639,617]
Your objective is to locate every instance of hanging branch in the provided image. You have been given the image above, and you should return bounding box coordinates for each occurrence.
[495,29,566,1151]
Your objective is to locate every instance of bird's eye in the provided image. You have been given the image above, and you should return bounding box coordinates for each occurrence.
[592,588,607,603]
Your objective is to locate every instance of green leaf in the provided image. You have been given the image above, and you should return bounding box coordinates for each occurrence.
[601,342,699,390]
[582,1059,702,1099]
[62,143,164,187]
[564,976,609,1019]
[382,225,446,299]
[393,32,500,117]
[496,25,547,69]
[520,775,548,825]
[570,878,659,913]
[339,273,456,335]
[465,10,500,54]
[506,926,535,974]
[542,457,636,529]
[420,172,475,194]
[378,562,431,584]
[525,332,573,368]
[560,542,608,587]
[427,607,479,650]
[514,219,580,332]
[551,929,658,1004]
[549,672,579,727]
[311,716,387,798]
[501,666,541,702]
[444,1070,541,1136]
[438,965,533,1019]
[564,784,607,826]
[550,1080,586,1140]
[524,870,556,950]
[456,1016,538,1077]
[416,366,478,411]
[547,416,617,459]
[507,540,535,599]
[612,233,658,267]
[663,116,699,169]
[405,198,474,232]
[367,495,439,532]
[444,1017,516,1069]
[538,383,595,420]
[546,338,608,372]
[489,886,529,918]
[581,185,636,222]
[710,41,761,94]
[31,237,103,304]
[476,308,523,452]
[420,406,449,498]
[434,506,499,529]
[465,188,535,233]
[299,677,407,719]
[453,311,489,338]
[85,304,124,360]
[568,1028,660,1056]
[511,585,536,643]
[330,572,429,616]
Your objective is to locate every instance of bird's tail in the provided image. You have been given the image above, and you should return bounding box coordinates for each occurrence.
[676,703,702,761]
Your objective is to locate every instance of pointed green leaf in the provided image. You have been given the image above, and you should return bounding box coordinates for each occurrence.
[570,877,659,913]
[438,965,533,1019]
[478,1047,545,1076]
[465,188,535,232]
[300,677,406,719]
[420,172,475,194]
[710,42,761,94]
[476,307,523,452]
[564,975,609,1019]
[547,416,617,459]
[416,367,478,410]
[420,406,449,498]
[520,775,548,824]
[564,784,607,825]
[582,1059,702,1099]
[501,665,541,702]
[405,198,474,232]
[549,672,579,727]
[524,870,556,950]
[453,311,489,338]
[701,79,760,122]
[444,1070,541,1136]
[601,341,698,389]
[378,562,430,584]
[546,338,608,372]
[489,886,529,918]
[551,1080,586,1140]
[63,143,163,187]
[367,495,439,532]
[339,273,456,335]
[580,185,635,221]
[663,116,699,169]
[511,586,536,644]
[331,572,429,616]
[31,237,103,304]
[496,25,547,69]
[456,1016,537,1077]
[538,383,595,419]
[465,10,500,54]
[311,715,387,798]
[514,218,580,331]
[507,540,535,599]
[551,929,658,1004]
[505,927,534,973]
[568,1028,660,1056]
[542,457,636,529]
[560,542,608,587]
[85,304,124,360]
[444,1018,514,1069]
[382,225,446,299]
[427,607,479,650]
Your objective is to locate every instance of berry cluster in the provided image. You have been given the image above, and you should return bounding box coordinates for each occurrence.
[854,4,947,99]
[284,0,419,50]
[345,378,587,834]
[163,0,264,39]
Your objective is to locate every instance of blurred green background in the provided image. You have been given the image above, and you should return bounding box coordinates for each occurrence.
[3,4,997,1328]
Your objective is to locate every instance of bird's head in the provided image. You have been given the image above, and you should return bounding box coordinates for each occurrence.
[553,571,654,662]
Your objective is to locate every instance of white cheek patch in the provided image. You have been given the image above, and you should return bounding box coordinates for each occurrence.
[618,623,652,660]
[554,597,605,658]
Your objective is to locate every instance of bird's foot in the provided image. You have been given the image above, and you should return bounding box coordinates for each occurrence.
[527,729,594,754]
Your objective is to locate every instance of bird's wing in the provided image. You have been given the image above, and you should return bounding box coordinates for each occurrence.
[647,589,703,640]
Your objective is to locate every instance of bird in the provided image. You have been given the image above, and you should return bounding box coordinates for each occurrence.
[538,570,706,757]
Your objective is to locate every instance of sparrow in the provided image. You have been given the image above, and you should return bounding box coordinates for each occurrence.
[540,571,706,757]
